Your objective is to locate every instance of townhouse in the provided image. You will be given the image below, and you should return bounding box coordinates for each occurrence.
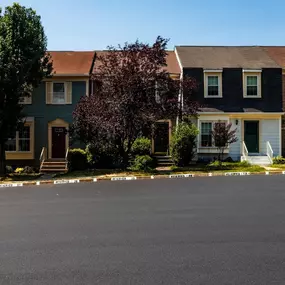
[5,46,285,168]
[6,51,96,169]
[174,46,283,163]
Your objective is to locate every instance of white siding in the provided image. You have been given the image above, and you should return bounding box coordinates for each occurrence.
[229,119,242,161]
[260,119,281,156]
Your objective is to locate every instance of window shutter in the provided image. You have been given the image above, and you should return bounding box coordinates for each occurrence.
[46,82,53,104]
[66,82,72,104]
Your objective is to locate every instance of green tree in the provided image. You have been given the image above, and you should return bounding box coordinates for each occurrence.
[0,3,52,175]
[170,121,199,166]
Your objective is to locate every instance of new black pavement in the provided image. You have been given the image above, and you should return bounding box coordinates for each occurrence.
[1,176,285,284]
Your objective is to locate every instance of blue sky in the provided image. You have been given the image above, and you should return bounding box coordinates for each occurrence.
[2,0,285,51]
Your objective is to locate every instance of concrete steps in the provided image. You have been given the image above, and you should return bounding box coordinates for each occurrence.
[245,155,271,166]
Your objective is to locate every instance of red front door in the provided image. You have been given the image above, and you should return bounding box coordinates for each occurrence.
[52,127,66,158]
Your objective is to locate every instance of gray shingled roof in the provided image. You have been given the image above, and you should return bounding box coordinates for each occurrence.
[175,46,280,69]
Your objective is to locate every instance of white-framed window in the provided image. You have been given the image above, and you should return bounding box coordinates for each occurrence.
[5,126,31,152]
[243,71,261,98]
[52,82,66,104]
[200,121,227,148]
[204,70,222,98]
[201,122,213,147]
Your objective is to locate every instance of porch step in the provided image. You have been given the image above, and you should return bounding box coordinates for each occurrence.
[40,160,68,173]
[154,155,173,166]
[246,156,271,166]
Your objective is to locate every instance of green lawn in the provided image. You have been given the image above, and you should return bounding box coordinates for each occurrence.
[56,162,266,180]
[172,162,265,173]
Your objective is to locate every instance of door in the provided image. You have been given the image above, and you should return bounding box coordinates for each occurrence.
[52,127,66,158]
[154,122,169,153]
[244,121,259,153]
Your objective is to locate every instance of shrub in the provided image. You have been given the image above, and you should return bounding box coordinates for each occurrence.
[5,165,13,174]
[23,166,34,174]
[68,148,88,171]
[15,167,24,174]
[170,122,199,166]
[273,156,285,164]
[86,144,121,169]
[130,155,155,172]
[131,137,151,156]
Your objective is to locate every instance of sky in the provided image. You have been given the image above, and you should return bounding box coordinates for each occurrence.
[2,0,285,51]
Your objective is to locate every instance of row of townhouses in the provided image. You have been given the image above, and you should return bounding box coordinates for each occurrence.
[5,46,285,167]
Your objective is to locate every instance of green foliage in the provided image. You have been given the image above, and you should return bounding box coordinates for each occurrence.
[68,149,88,171]
[0,3,52,175]
[208,160,250,168]
[85,144,121,169]
[5,165,13,174]
[170,122,199,166]
[273,156,285,164]
[130,155,155,172]
[131,137,151,156]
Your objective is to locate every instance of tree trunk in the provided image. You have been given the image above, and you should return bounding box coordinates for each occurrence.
[0,142,6,177]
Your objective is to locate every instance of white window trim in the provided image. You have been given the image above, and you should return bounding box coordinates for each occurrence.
[198,119,230,152]
[243,71,262,98]
[204,70,223,98]
[52,82,67,104]
[5,126,32,153]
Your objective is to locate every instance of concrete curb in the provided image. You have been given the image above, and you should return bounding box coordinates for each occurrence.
[1,171,285,188]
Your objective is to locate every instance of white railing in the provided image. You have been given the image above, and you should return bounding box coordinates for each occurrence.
[266,141,273,164]
[65,147,69,161]
[39,147,47,168]
[242,141,249,159]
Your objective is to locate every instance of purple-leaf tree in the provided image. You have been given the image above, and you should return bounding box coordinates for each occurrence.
[212,121,238,162]
[72,36,198,167]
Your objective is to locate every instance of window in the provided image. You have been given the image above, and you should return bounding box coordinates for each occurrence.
[5,126,31,152]
[201,122,212,147]
[208,76,219,96]
[52,83,65,104]
[5,137,16,151]
[246,76,258,96]
[19,126,30,151]
[204,71,222,98]
[243,71,261,98]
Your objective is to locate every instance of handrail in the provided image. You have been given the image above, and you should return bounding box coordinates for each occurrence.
[39,147,46,169]
[266,141,273,164]
[242,141,248,158]
[65,147,69,161]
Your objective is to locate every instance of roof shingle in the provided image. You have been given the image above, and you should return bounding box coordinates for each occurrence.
[263,47,285,68]
[175,46,280,69]
[92,50,180,75]
[49,51,95,76]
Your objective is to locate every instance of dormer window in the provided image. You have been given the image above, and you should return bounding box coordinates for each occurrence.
[204,70,222,98]
[243,70,261,98]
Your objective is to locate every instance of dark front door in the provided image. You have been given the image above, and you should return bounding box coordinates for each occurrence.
[52,127,66,158]
[244,121,259,153]
[154,122,169,153]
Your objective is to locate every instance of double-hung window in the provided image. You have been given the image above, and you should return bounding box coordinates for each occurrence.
[201,122,213,147]
[5,126,31,152]
[52,83,66,104]
[200,121,228,148]
[243,71,261,98]
[204,70,222,98]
